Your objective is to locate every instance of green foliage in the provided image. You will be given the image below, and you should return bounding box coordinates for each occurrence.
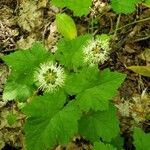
[2,38,126,149]
[2,0,149,149]
[144,0,150,6]
[65,66,100,95]
[79,105,120,142]
[6,113,17,126]
[2,32,126,149]
[93,141,116,150]
[133,128,150,150]
[55,34,92,69]
[3,81,33,102]
[76,69,126,112]
[2,42,52,101]
[23,91,81,150]
[56,13,77,40]
[111,135,124,150]
[110,0,142,14]
[51,0,92,16]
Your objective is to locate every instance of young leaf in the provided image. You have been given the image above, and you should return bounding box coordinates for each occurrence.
[127,66,150,77]
[76,69,126,112]
[23,91,81,150]
[79,105,120,142]
[133,128,150,150]
[56,13,77,40]
[51,0,92,16]
[93,141,117,150]
[2,42,52,101]
[111,0,142,14]
[55,34,92,69]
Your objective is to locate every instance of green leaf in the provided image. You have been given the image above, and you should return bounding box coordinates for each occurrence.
[133,128,150,150]
[3,80,33,101]
[144,0,150,7]
[2,42,52,101]
[76,69,126,112]
[23,91,81,150]
[65,66,99,95]
[51,0,92,16]
[55,34,92,69]
[79,105,120,142]
[93,141,117,150]
[111,135,124,150]
[56,13,77,40]
[111,0,142,14]
[7,113,17,126]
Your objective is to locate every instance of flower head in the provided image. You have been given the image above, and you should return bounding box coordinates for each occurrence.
[116,101,130,117]
[34,61,66,92]
[83,36,111,66]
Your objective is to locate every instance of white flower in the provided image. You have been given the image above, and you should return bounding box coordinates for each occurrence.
[83,37,111,66]
[34,61,66,92]
[116,101,130,117]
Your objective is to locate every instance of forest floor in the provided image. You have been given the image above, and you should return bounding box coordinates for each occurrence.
[0,0,150,150]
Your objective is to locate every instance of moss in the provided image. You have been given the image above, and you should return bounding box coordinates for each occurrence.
[17,0,42,32]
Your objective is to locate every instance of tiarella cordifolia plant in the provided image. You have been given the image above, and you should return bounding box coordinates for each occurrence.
[2,31,126,150]
[2,40,126,149]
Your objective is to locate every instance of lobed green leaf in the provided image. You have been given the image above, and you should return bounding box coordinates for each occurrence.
[76,69,126,112]
[55,34,92,69]
[65,66,99,95]
[111,0,142,14]
[79,105,120,142]
[23,91,81,150]
[51,0,92,16]
[93,141,117,150]
[133,128,150,150]
[2,42,53,101]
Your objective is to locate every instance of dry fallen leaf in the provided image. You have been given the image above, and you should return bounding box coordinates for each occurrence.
[127,66,150,77]
[138,48,150,62]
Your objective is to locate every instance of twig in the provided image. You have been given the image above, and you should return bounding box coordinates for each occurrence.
[111,17,150,34]
[132,35,150,43]
[114,14,121,37]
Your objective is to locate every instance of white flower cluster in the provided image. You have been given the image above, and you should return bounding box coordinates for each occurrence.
[83,37,111,66]
[34,61,66,92]
[116,90,150,124]
[116,101,130,117]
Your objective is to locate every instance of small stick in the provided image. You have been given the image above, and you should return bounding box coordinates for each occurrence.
[114,14,121,37]
[111,17,150,34]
